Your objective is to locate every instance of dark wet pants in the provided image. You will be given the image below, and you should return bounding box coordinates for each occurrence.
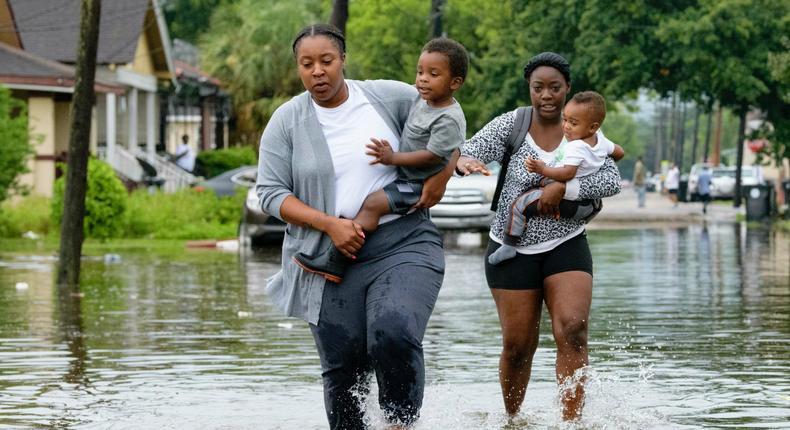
[309,210,444,430]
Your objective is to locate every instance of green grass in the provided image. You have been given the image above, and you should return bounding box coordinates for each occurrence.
[1,187,246,241]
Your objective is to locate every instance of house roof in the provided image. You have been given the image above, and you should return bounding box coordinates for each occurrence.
[0,42,124,93]
[7,0,173,76]
[175,60,222,87]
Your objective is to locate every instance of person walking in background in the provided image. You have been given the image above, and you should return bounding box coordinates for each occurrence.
[633,156,646,208]
[173,134,196,173]
[697,165,712,214]
[665,163,680,207]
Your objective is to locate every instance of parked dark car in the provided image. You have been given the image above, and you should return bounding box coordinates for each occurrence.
[194,165,257,196]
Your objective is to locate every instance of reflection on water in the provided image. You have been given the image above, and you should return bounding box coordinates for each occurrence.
[0,224,788,429]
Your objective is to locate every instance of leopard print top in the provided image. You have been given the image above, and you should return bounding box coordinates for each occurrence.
[462,109,622,246]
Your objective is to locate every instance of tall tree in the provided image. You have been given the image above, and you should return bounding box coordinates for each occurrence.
[199,0,322,144]
[57,0,101,286]
[162,0,224,43]
[657,0,789,206]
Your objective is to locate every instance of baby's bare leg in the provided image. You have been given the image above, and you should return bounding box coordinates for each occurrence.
[354,190,391,232]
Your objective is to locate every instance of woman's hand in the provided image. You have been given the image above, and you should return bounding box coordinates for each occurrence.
[456,155,491,176]
[324,217,366,259]
[538,181,566,218]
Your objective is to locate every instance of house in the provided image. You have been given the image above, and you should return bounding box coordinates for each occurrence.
[0,0,223,196]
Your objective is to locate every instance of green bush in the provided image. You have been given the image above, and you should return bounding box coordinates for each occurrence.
[0,86,33,203]
[123,187,245,239]
[51,158,128,240]
[195,146,257,178]
[0,195,52,238]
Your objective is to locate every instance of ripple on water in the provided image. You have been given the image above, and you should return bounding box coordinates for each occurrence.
[0,226,787,428]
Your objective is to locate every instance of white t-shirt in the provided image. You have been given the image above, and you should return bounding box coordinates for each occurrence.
[665,167,680,190]
[174,143,196,172]
[312,81,400,222]
[563,133,615,177]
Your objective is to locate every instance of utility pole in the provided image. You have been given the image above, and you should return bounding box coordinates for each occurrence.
[733,108,747,208]
[430,0,444,39]
[330,0,349,35]
[711,105,722,166]
[690,106,700,165]
[676,102,687,172]
[57,0,101,286]
[703,103,713,162]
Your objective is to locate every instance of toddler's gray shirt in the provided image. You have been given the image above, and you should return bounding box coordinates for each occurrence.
[399,99,466,180]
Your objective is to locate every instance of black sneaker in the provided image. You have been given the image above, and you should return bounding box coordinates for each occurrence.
[292,247,349,284]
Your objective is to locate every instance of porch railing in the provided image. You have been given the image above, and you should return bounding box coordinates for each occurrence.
[97,146,197,193]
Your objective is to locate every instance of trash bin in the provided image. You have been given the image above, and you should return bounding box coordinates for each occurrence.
[678,179,689,202]
[742,184,774,221]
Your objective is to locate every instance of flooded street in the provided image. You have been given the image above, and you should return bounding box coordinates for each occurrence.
[0,224,788,429]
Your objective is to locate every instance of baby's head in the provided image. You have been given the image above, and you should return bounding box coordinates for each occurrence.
[562,91,606,141]
[416,37,468,105]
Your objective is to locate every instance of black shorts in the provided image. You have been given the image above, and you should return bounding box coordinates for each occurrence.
[485,233,593,290]
[668,188,678,195]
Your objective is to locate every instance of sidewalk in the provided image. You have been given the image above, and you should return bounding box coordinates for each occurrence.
[591,188,742,226]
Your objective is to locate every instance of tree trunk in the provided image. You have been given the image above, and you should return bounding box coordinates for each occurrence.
[56,0,101,287]
[690,106,700,165]
[676,102,687,172]
[430,0,444,39]
[655,102,665,172]
[330,0,349,35]
[668,95,677,165]
[711,105,723,166]
[703,102,713,162]
[733,108,747,208]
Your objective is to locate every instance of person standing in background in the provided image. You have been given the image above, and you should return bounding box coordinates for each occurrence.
[633,156,646,208]
[173,134,196,173]
[665,163,680,207]
[697,165,712,214]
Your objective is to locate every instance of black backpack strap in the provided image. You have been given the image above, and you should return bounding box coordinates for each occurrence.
[491,106,533,211]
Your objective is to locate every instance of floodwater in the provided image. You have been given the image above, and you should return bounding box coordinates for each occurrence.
[0,224,788,429]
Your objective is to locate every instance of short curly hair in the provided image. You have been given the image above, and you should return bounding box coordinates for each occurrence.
[569,91,606,124]
[523,52,571,83]
[422,37,469,80]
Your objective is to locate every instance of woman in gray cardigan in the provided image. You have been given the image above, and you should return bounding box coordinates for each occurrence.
[256,24,456,429]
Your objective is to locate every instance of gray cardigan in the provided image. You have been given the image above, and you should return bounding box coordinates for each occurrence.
[256,79,417,324]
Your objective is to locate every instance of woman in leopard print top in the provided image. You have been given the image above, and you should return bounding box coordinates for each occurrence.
[457,52,621,421]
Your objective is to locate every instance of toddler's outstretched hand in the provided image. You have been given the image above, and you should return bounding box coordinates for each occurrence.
[366,138,394,165]
[525,157,545,173]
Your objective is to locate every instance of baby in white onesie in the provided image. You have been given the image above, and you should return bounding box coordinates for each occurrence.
[488,91,624,265]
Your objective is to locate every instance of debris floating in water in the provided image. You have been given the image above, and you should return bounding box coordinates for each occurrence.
[237,311,251,318]
[15,282,29,290]
[277,323,294,329]
[22,231,40,240]
[103,254,121,263]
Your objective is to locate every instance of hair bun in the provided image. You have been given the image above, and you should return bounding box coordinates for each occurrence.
[523,52,571,83]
